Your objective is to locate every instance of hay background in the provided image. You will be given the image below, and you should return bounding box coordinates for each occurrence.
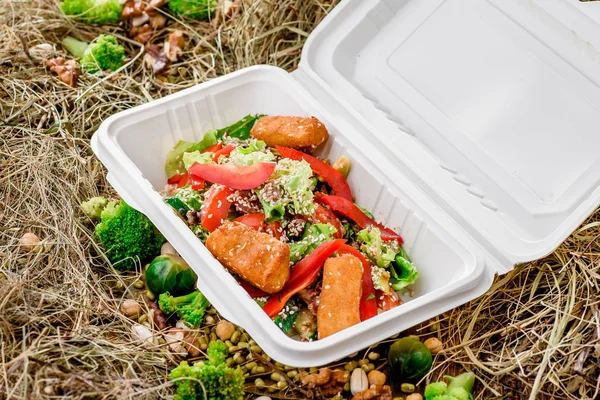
[1,0,599,399]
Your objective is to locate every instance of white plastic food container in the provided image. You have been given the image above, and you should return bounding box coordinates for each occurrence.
[92,0,600,367]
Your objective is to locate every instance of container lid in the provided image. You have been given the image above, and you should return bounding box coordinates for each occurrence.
[297,0,600,273]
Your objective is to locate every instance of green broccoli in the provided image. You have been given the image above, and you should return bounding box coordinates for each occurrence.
[169,0,218,20]
[81,196,108,219]
[95,199,165,271]
[158,289,210,328]
[424,372,476,400]
[170,341,244,400]
[60,0,123,24]
[62,35,125,73]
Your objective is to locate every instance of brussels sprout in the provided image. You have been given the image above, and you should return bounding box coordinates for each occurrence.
[388,337,432,381]
[145,254,197,296]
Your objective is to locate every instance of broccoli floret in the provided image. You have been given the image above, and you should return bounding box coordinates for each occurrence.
[170,341,244,400]
[158,290,210,328]
[169,0,217,20]
[60,0,123,24]
[81,196,108,219]
[62,35,125,73]
[425,373,476,400]
[94,199,165,271]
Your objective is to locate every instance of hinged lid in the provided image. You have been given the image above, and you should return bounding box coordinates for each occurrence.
[296,0,600,273]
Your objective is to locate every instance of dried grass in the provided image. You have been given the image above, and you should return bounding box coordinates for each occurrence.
[1,0,599,399]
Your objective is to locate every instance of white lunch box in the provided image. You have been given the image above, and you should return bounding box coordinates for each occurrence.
[92,0,600,367]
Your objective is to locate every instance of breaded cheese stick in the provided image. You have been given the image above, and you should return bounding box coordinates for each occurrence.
[206,222,290,293]
[317,254,363,339]
[250,116,329,149]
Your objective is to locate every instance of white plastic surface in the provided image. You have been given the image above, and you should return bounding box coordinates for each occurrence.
[90,0,600,366]
[92,66,492,366]
[299,0,600,273]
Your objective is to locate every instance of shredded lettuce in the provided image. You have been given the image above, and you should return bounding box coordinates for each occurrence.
[173,186,204,211]
[274,159,316,216]
[182,151,214,170]
[289,223,337,262]
[357,227,399,268]
[229,140,275,166]
[165,130,218,176]
[260,198,285,223]
[389,248,419,291]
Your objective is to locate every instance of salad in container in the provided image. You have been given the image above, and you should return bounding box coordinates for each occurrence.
[160,113,419,341]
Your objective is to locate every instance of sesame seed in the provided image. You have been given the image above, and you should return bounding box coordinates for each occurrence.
[328,312,332,317]
[324,285,330,290]
[208,214,213,219]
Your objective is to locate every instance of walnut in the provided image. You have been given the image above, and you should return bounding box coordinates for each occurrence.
[352,385,393,400]
[300,368,348,397]
[130,24,153,44]
[46,57,79,87]
[164,30,184,62]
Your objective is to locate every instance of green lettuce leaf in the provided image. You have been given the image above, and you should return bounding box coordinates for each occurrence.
[173,186,204,211]
[357,227,399,268]
[229,140,276,166]
[389,247,419,291]
[165,130,218,177]
[274,159,316,216]
[289,223,337,262]
[182,151,214,170]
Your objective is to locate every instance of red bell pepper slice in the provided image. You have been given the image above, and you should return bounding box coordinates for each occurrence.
[276,146,353,201]
[202,142,224,154]
[313,203,344,239]
[234,213,265,231]
[337,244,378,321]
[168,172,204,190]
[317,194,403,243]
[212,144,235,163]
[167,173,186,185]
[240,280,269,299]
[265,221,283,240]
[262,239,346,317]
[376,289,402,311]
[200,185,233,232]
[189,162,276,190]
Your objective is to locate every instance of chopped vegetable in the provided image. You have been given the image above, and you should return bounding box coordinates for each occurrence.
[216,114,264,140]
[189,162,276,190]
[293,309,317,341]
[60,0,123,24]
[424,372,476,400]
[158,289,210,328]
[313,203,344,239]
[388,337,432,381]
[338,244,378,321]
[233,213,265,230]
[357,227,399,268]
[273,159,316,216]
[62,35,124,73]
[239,280,269,299]
[81,196,108,219]
[317,194,403,243]
[289,223,337,262]
[276,145,353,201]
[229,140,275,166]
[165,130,218,177]
[263,239,346,317]
[170,340,244,400]
[390,248,419,291]
[171,186,204,211]
[213,144,235,162]
[182,150,214,170]
[273,299,300,334]
[95,199,165,270]
[166,197,190,217]
[200,185,233,232]
[145,254,198,296]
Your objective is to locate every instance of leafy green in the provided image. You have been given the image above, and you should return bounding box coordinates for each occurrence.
[390,247,419,291]
[273,299,299,334]
[259,197,285,223]
[182,150,214,170]
[356,204,374,219]
[274,159,316,216]
[165,130,217,177]
[216,114,264,140]
[357,227,399,268]
[289,223,337,262]
[229,140,275,166]
[173,186,203,211]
